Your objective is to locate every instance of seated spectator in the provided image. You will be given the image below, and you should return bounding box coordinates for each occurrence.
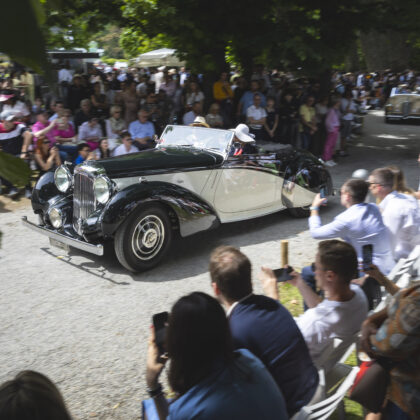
[94,138,111,160]
[209,246,318,417]
[263,96,279,141]
[361,282,420,419]
[368,167,420,261]
[260,240,369,366]
[246,93,267,141]
[144,292,288,419]
[0,370,73,420]
[48,99,65,121]
[0,89,30,123]
[0,110,32,198]
[128,109,155,150]
[183,101,202,126]
[205,103,224,128]
[105,105,126,149]
[112,131,139,157]
[51,116,76,145]
[33,136,61,177]
[74,99,93,133]
[74,143,92,165]
[78,117,103,151]
[32,110,57,144]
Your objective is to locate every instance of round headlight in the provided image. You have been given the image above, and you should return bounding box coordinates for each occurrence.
[48,207,63,229]
[94,176,112,204]
[54,166,72,193]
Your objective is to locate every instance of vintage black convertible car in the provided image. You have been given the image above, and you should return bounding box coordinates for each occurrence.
[23,125,332,272]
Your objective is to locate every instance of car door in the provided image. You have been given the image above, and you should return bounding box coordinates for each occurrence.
[213,152,280,214]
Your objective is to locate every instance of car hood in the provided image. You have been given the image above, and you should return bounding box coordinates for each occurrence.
[87,146,224,178]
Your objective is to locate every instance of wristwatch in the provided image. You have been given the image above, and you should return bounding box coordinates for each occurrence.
[147,383,163,398]
[309,206,320,211]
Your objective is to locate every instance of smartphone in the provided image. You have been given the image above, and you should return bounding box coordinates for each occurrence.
[362,244,373,271]
[320,186,327,199]
[152,311,169,356]
[273,266,294,282]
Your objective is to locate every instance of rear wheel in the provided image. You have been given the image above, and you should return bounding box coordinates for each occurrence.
[114,205,172,272]
[288,206,310,218]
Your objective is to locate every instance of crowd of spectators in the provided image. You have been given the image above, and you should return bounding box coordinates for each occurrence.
[1,63,420,198]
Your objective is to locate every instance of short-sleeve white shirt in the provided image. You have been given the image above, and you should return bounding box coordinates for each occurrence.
[246,105,267,129]
[296,284,368,364]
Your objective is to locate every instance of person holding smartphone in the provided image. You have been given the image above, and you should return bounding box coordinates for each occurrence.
[305,178,395,309]
[144,292,288,420]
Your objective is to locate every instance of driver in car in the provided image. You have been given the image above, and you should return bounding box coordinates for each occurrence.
[229,123,258,156]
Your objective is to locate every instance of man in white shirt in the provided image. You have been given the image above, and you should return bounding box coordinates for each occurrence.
[368,168,420,261]
[112,131,139,157]
[246,93,267,141]
[260,240,369,366]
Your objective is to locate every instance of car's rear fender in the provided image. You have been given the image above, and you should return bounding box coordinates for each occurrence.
[101,181,220,238]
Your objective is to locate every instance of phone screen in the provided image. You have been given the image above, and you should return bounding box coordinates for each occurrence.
[152,312,169,356]
[320,186,327,199]
[362,244,373,271]
[273,266,293,282]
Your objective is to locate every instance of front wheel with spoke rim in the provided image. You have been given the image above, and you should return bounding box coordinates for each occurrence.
[114,205,172,272]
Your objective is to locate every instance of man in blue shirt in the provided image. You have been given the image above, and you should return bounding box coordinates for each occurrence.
[238,80,266,120]
[74,143,91,165]
[209,246,319,417]
[128,109,155,150]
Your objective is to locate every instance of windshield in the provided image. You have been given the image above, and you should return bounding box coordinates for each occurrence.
[159,125,233,155]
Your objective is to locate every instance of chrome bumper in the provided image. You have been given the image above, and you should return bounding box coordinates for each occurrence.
[22,216,104,256]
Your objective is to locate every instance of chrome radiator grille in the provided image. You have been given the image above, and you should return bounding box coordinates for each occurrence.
[73,170,96,234]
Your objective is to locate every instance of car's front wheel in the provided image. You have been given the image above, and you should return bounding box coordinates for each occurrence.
[114,204,172,272]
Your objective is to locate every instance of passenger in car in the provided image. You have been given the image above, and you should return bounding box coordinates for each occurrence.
[229,123,258,156]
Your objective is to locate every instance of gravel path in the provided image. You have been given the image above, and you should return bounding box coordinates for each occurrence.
[0,110,419,419]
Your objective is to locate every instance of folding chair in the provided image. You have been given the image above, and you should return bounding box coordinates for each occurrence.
[292,364,359,420]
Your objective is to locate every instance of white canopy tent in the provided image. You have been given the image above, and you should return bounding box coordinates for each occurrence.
[135,48,185,67]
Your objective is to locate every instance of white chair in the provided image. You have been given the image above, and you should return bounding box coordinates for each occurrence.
[293,364,359,420]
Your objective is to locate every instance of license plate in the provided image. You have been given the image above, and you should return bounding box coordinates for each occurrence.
[49,238,70,252]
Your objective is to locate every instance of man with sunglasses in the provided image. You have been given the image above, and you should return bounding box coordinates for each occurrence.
[368,167,420,261]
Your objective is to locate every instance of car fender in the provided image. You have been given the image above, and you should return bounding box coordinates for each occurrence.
[281,153,332,208]
[31,171,63,213]
[101,181,220,238]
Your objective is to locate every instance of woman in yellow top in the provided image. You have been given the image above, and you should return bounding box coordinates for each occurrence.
[213,72,233,127]
[299,95,317,150]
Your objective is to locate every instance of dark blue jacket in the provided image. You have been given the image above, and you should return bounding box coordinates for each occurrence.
[229,294,319,416]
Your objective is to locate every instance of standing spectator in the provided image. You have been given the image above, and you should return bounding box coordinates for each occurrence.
[20,69,35,103]
[213,72,234,126]
[209,246,318,417]
[142,91,161,129]
[94,138,111,159]
[184,81,204,111]
[159,72,176,102]
[128,109,155,150]
[74,99,93,133]
[0,370,73,420]
[339,90,356,156]
[263,97,279,142]
[368,168,420,261]
[57,63,73,101]
[246,94,267,141]
[112,131,139,157]
[299,95,317,150]
[33,136,62,177]
[117,80,139,125]
[205,103,224,128]
[144,292,288,419]
[183,101,202,126]
[238,80,266,121]
[67,75,88,113]
[78,117,103,151]
[278,90,299,145]
[313,96,328,157]
[322,97,341,166]
[233,77,247,124]
[90,82,109,119]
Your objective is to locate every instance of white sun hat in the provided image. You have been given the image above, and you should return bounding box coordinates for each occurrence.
[234,124,255,143]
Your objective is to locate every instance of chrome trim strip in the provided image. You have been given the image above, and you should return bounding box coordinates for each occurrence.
[22,216,104,256]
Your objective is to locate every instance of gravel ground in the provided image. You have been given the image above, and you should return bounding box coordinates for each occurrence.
[0,110,419,419]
